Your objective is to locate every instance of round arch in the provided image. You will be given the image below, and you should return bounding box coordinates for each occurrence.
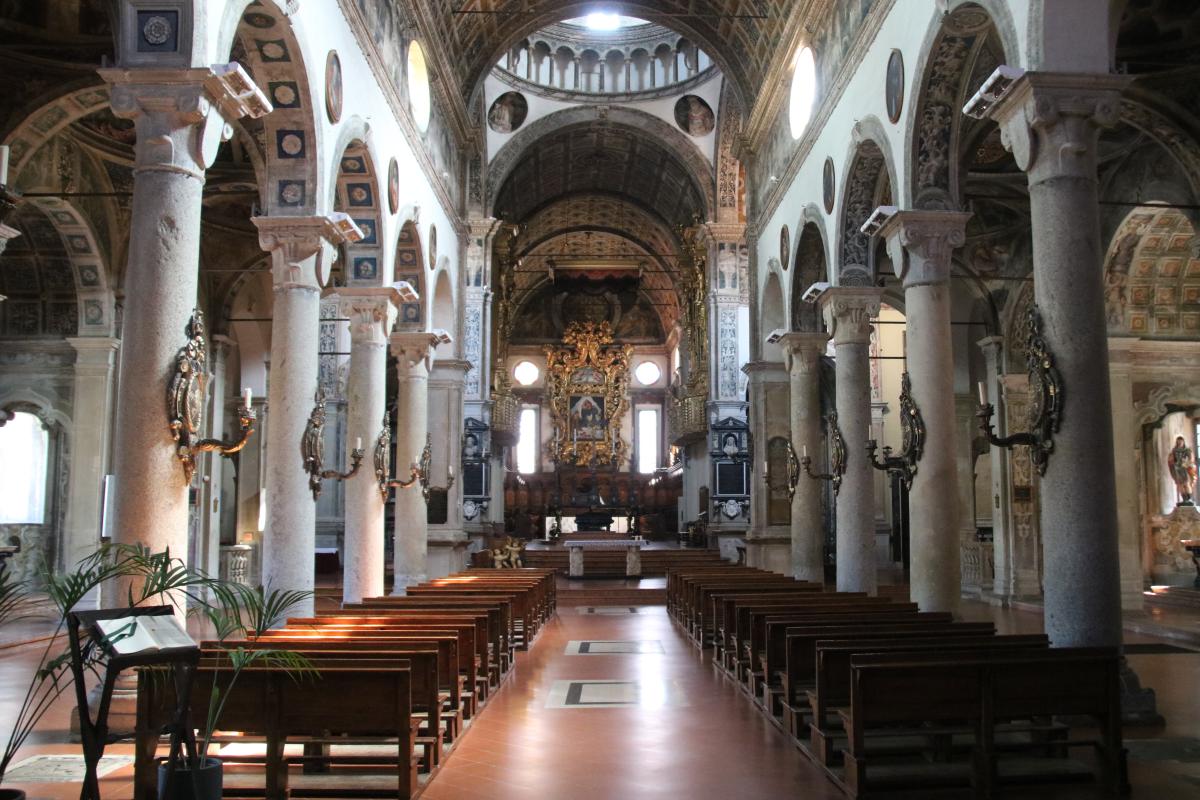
[836,119,897,286]
[487,106,716,220]
[393,219,425,331]
[330,125,385,288]
[430,266,456,358]
[790,211,829,333]
[219,0,322,216]
[761,266,786,362]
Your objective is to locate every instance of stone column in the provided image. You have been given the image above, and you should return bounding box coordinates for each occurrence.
[743,361,791,573]
[1107,337,1145,610]
[63,337,120,590]
[780,332,829,582]
[427,358,471,579]
[978,336,1014,598]
[880,210,970,614]
[338,288,399,603]
[100,67,267,569]
[986,72,1129,647]
[820,287,882,594]
[389,332,438,592]
[254,215,354,616]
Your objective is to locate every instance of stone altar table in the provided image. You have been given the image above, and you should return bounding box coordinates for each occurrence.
[567,539,646,578]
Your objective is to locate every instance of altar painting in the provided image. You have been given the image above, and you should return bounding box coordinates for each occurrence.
[570,395,606,440]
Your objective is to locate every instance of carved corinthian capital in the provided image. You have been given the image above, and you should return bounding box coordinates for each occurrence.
[878,210,972,289]
[983,72,1131,186]
[819,287,882,347]
[100,64,271,179]
[253,215,358,291]
[779,332,830,376]
[337,287,401,346]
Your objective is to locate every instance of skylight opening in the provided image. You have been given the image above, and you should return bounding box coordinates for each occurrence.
[585,12,621,30]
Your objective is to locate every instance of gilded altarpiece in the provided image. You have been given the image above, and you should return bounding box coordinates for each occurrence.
[544,322,632,466]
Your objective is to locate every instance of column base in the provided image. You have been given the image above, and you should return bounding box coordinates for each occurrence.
[390,573,427,595]
[1120,658,1164,726]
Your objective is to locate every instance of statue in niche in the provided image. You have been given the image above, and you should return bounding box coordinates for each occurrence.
[1169,435,1197,506]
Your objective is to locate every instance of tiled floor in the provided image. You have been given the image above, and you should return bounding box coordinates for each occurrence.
[5,588,1200,798]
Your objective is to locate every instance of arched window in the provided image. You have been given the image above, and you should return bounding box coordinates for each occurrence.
[0,411,48,524]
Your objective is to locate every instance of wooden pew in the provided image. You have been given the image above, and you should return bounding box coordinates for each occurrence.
[135,660,417,800]
[403,586,538,648]
[350,598,513,672]
[839,648,1126,798]
[288,616,485,716]
[806,634,1050,765]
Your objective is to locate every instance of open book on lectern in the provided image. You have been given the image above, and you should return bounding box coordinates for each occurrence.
[94,614,197,657]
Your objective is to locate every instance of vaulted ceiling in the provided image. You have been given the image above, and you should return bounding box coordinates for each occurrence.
[413,0,802,108]
[493,123,706,226]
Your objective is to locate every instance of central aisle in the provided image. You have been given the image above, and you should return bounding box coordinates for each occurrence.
[422,602,843,800]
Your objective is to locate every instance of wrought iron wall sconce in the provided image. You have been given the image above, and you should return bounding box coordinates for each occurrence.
[301,387,364,501]
[866,371,924,490]
[168,309,255,484]
[800,411,846,495]
[976,304,1062,476]
[376,428,435,502]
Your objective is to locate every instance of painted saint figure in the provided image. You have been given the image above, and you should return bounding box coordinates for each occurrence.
[1168,435,1197,506]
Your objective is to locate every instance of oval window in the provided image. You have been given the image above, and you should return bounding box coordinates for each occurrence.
[408,40,431,132]
[634,361,661,386]
[789,47,817,139]
[513,360,540,386]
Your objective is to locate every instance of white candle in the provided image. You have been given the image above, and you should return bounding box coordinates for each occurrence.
[355,436,362,451]
[977,381,987,405]
[242,387,252,409]
[802,444,808,458]
[0,145,9,185]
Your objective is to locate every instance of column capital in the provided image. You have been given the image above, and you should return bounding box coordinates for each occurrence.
[430,358,472,388]
[0,222,19,258]
[778,332,829,376]
[389,331,439,376]
[878,209,972,288]
[976,335,1004,368]
[741,360,788,383]
[253,214,356,291]
[983,71,1131,186]
[819,286,882,346]
[100,64,270,179]
[210,333,237,360]
[67,336,120,374]
[336,287,401,345]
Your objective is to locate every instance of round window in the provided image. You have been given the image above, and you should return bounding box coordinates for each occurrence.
[789,47,817,139]
[513,361,540,386]
[634,361,661,386]
[407,40,431,132]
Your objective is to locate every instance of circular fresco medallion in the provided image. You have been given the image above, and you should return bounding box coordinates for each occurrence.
[487,92,529,134]
[885,49,904,124]
[674,95,715,137]
[780,225,791,271]
[325,50,343,124]
[387,158,399,214]
[822,157,836,214]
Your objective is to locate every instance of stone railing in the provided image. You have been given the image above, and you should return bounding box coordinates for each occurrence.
[960,533,994,595]
[491,390,519,448]
[667,393,708,446]
[219,544,254,587]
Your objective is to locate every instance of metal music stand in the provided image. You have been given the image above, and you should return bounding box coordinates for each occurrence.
[67,605,200,800]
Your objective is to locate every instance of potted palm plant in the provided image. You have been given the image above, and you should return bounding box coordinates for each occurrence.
[156,583,316,800]
[0,543,215,800]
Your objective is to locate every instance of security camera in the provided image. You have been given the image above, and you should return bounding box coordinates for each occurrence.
[431,328,453,345]
[393,280,419,303]
[963,65,1024,119]
[801,281,830,304]
[860,205,898,237]
[328,212,364,244]
[765,328,787,345]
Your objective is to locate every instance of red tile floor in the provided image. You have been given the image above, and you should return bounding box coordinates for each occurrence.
[3,585,1200,799]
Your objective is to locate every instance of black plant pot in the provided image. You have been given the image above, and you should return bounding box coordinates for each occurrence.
[0,788,28,800]
[157,757,222,800]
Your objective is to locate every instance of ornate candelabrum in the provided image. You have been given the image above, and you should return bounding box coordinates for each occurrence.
[799,411,846,495]
[167,309,256,483]
[866,371,924,490]
[301,387,364,501]
[976,304,1062,476]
